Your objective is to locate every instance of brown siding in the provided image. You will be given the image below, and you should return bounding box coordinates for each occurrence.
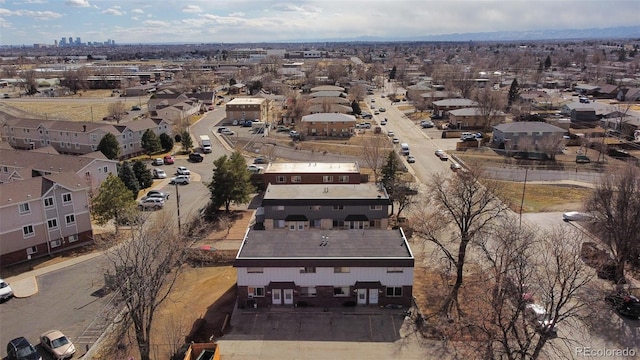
[0,229,93,267]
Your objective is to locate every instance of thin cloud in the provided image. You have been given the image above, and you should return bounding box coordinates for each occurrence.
[182,5,201,13]
[65,0,90,7]
[0,8,63,20]
[131,8,144,14]
[102,8,124,16]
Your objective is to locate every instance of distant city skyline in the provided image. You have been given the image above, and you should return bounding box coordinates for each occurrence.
[0,0,639,46]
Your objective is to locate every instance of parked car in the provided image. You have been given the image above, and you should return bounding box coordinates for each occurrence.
[379,107,386,112]
[562,211,593,222]
[151,158,164,166]
[131,105,141,111]
[221,129,235,136]
[430,113,443,120]
[435,149,445,157]
[152,168,167,179]
[170,175,190,185]
[39,330,76,360]
[138,197,165,210]
[247,164,264,173]
[145,190,169,200]
[289,130,299,137]
[420,120,434,128]
[439,152,449,161]
[380,119,387,125]
[188,152,204,163]
[407,155,416,163]
[276,125,290,132]
[163,155,175,164]
[450,162,462,171]
[392,137,400,144]
[254,156,268,164]
[217,127,230,133]
[361,113,373,119]
[524,304,558,337]
[176,166,191,175]
[374,111,380,115]
[0,278,13,302]
[387,130,395,137]
[605,292,640,319]
[7,337,41,360]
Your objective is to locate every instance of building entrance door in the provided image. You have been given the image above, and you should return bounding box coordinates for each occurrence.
[283,289,294,305]
[368,289,379,305]
[357,289,367,304]
[272,289,282,305]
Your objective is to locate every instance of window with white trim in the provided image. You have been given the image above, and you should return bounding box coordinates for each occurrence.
[247,267,263,273]
[333,267,350,273]
[276,175,286,183]
[386,287,403,297]
[44,197,54,208]
[62,193,72,205]
[333,286,349,297]
[23,225,35,238]
[27,246,37,255]
[339,175,349,183]
[248,286,265,297]
[291,175,301,183]
[322,175,333,183]
[300,267,316,273]
[91,134,98,142]
[65,214,76,225]
[19,202,31,214]
[47,218,59,230]
[369,205,383,210]
[68,234,79,242]
[300,287,317,297]
[50,239,62,248]
[332,205,344,210]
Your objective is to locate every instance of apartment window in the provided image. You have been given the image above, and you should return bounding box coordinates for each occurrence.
[273,205,284,211]
[276,176,286,183]
[103,166,108,173]
[50,239,62,248]
[289,223,296,230]
[124,144,127,149]
[2,166,7,173]
[19,202,31,215]
[300,267,316,274]
[91,134,98,142]
[23,225,35,238]
[309,205,321,210]
[299,287,317,297]
[369,205,383,210]
[276,220,285,228]
[333,286,350,297]
[247,267,263,273]
[248,286,265,297]
[332,220,344,228]
[68,234,79,242]
[323,176,333,183]
[311,219,321,228]
[332,205,344,210]
[291,175,302,183]
[65,214,76,225]
[44,197,54,208]
[67,142,71,148]
[47,218,59,230]
[62,193,72,204]
[75,143,80,149]
[26,246,37,255]
[387,267,404,273]
[339,175,349,183]
[334,267,350,273]
[369,220,380,228]
[122,134,126,139]
[386,287,403,297]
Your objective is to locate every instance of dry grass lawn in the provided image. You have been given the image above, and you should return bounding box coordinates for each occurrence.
[492,180,592,213]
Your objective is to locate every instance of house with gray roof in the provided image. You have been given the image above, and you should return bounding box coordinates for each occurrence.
[492,122,567,149]
[432,98,478,117]
[448,107,506,130]
[0,173,93,266]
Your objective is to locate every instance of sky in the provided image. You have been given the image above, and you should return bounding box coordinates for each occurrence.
[0,0,639,46]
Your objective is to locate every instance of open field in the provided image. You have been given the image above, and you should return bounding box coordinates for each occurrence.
[492,180,592,213]
[2,90,147,122]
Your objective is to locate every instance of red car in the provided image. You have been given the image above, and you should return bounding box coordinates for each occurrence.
[163,155,175,164]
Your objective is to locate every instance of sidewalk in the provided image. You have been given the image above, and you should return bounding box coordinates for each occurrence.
[5,251,103,298]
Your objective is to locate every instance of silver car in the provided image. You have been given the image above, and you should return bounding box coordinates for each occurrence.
[170,175,190,185]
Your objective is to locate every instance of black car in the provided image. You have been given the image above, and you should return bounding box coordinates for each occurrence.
[188,152,204,163]
[605,292,640,318]
[253,157,268,164]
[7,337,41,360]
[144,190,169,200]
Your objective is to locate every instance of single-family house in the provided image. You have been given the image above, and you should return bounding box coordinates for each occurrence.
[432,98,478,118]
[447,107,506,130]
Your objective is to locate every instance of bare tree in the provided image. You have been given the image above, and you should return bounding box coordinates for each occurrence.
[414,167,509,316]
[108,101,128,124]
[361,134,392,184]
[283,90,309,126]
[19,70,38,95]
[537,134,564,161]
[59,68,89,94]
[348,84,366,103]
[585,165,640,281]
[326,63,347,84]
[102,211,187,360]
[516,136,535,153]
[474,86,506,132]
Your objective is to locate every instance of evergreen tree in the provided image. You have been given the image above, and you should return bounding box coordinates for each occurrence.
[174,133,182,144]
[508,78,520,107]
[97,133,121,160]
[118,161,140,199]
[90,173,135,234]
[381,151,401,197]
[159,133,174,152]
[132,160,153,189]
[141,129,162,154]
[389,65,397,80]
[181,130,193,152]
[208,152,255,212]
[544,55,552,69]
[351,100,362,115]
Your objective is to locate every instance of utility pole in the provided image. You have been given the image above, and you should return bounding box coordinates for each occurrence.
[519,168,528,227]
[175,183,181,234]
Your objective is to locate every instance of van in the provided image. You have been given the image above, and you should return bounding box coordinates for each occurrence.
[400,143,410,155]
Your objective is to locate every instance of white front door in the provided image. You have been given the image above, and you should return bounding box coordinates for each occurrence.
[283,289,294,305]
[357,289,367,304]
[272,289,282,305]
[368,289,379,305]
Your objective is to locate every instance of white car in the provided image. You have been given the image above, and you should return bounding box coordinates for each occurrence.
[525,303,558,336]
[138,197,165,210]
[152,169,167,179]
[247,164,264,174]
[387,130,394,137]
[562,211,593,222]
[0,278,13,301]
[176,166,191,175]
[221,129,235,136]
[170,175,190,185]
